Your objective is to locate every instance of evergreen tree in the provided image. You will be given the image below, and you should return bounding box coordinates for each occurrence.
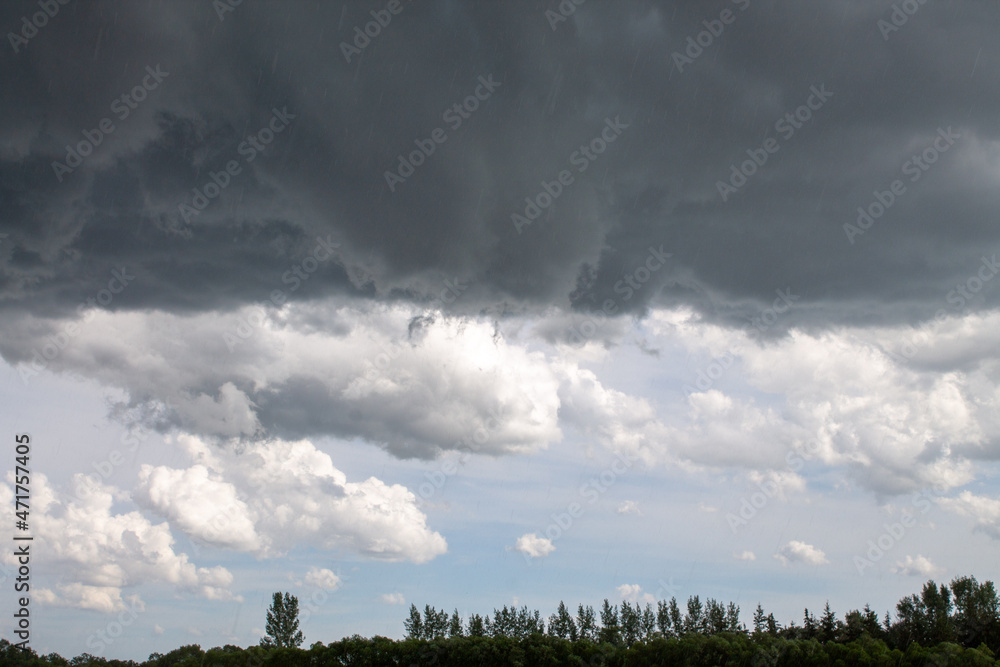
[684,595,704,634]
[766,612,779,636]
[548,601,577,640]
[466,613,486,637]
[491,606,515,638]
[725,602,743,633]
[576,604,597,641]
[620,600,640,646]
[753,604,766,635]
[514,606,544,637]
[404,604,423,639]
[599,599,621,645]
[842,609,865,642]
[422,605,449,639]
[802,608,818,639]
[448,609,463,637]
[656,600,672,637]
[819,601,838,642]
[260,592,304,648]
[483,613,494,637]
[862,604,883,639]
[704,598,726,634]
[668,597,683,636]
[640,603,656,641]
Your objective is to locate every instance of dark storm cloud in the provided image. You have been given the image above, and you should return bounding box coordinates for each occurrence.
[1,0,999,338]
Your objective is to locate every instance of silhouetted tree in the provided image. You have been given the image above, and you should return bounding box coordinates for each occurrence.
[725,602,743,633]
[448,609,463,637]
[753,604,766,636]
[466,613,486,637]
[576,604,597,641]
[668,597,683,636]
[260,592,304,648]
[548,601,577,640]
[599,599,621,645]
[640,603,656,641]
[802,608,818,639]
[819,601,838,642]
[404,604,422,639]
[684,595,704,634]
[620,601,640,645]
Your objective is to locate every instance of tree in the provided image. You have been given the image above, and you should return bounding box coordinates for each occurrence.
[668,597,683,636]
[862,604,883,639]
[950,575,1000,651]
[656,600,673,637]
[819,601,838,642]
[766,612,779,636]
[260,592,304,648]
[576,604,597,641]
[466,613,486,637]
[753,604,766,636]
[449,609,464,637]
[548,601,577,640]
[640,603,656,641]
[704,598,726,634]
[422,605,449,638]
[802,608,818,639]
[404,604,423,639]
[599,599,621,645]
[684,595,704,634]
[620,600,640,645]
[725,602,743,634]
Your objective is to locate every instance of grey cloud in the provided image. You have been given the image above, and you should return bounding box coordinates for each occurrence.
[1,0,997,336]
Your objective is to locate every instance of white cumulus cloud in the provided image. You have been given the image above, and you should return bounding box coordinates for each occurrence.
[304,567,342,590]
[775,540,829,566]
[513,533,555,558]
[891,555,943,577]
[135,433,447,563]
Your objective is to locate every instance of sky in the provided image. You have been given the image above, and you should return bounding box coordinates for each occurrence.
[1,0,1000,660]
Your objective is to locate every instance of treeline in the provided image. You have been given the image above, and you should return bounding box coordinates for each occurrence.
[2,575,999,666]
[399,575,1000,653]
[403,597,743,643]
